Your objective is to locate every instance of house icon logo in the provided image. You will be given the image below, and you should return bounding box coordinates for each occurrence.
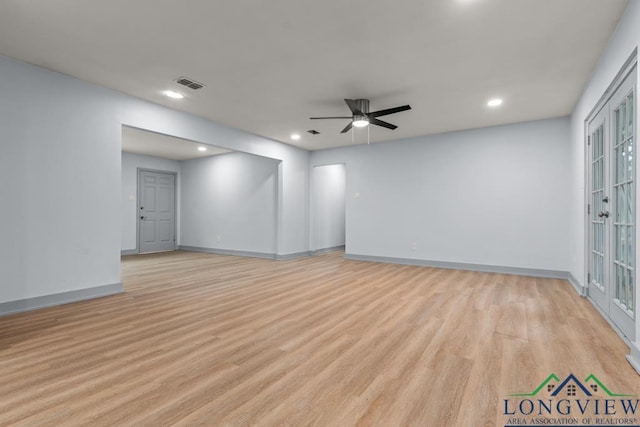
[510,373,633,398]
[503,373,638,426]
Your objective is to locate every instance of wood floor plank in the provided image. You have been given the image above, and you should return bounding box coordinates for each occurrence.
[1,250,638,426]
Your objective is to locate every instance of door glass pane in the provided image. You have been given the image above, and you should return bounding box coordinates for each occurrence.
[628,182,634,226]
[613,93,635,313]
[620,103,627,143]
[628,226,634,268]
[629,96,634,135]
[598,157,604,188]
[600,127,604,156]
[628,141,634,180]
[616,185,621,222]
[615,265,620,299]
[624,140,629,183]
[616,225,627,264]
[622,267,628,305]
[630,270,635,313]
[620,183,627,223]
[617,142,624,183]
[599,255,604,283]
[615,224,620,260]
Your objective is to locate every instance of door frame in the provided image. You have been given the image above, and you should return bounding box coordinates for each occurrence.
[584,48,637,340]
[136,168,178,254]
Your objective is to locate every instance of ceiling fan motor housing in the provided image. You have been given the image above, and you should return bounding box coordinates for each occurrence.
[355,99,370,114]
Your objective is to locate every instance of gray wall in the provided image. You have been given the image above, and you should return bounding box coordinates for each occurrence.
[312,164,346,250]
[311,117,570,271]
[121,152,181,253]
[180,152,278,255]
[0,54,308,305]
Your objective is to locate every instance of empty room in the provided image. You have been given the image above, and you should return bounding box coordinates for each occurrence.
[2,1,640,426]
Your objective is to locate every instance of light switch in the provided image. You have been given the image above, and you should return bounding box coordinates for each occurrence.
[128,195,135,201]
[354,192,361,199]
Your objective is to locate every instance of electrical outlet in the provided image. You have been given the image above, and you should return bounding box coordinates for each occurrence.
[216,235,221,243]
[410,243,417,251]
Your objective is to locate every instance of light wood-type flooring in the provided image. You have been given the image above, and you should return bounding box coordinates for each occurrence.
[1,251,638,426]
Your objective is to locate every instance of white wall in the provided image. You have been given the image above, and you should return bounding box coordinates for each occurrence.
[180,152,278,254]
[0,54,308,305]
[0,57,122,304]
[569,0,640,367]
[121,152,181,252]
[312,164,346,250]
[569,1,640,286]
[311,117,570,271]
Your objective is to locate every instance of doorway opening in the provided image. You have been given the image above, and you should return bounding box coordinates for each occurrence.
[311,164,346,253]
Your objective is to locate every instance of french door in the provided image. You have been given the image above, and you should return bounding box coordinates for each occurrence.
[588,65,636,340]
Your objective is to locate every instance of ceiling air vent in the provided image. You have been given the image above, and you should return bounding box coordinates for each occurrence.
[175,77,205,90]
[307,130,320,135]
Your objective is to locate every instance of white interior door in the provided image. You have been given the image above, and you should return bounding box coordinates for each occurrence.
[609,67,636,339]
[138,170,176,254]
[587,66,636,341]
[588,106,610,312]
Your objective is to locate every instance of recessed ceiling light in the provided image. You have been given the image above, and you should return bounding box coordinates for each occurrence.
[163,90,184,99]
[198,146,207,152]
[291,133,301,141]
[487,98,503,107]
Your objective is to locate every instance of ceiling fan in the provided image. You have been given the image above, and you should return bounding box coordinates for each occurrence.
[310,99,411,133]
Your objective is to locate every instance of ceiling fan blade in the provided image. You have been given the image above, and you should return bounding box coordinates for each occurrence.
[340,121,353,133]
[369,118,398,130]
[368,105,411,118]
[310,116,352,120]
[344,99,363,115]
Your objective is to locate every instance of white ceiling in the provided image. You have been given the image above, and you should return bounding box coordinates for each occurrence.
[0,0,629,150]
[122,126,231,161]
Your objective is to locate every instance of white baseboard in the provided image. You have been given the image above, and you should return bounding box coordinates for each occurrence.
[310,245,345,255]
[276,251,312,260]
[344,253,568,279]
[178,245,277,259]
[567,272,586,296]
[0,283,123,317]
[627,342,640,375]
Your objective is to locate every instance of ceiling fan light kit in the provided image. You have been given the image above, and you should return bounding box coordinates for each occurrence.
[352,115,369,128]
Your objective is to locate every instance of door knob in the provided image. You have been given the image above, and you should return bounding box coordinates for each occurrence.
[598,211,609,218]
[140,216,145,220]
[603,196,609,203]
